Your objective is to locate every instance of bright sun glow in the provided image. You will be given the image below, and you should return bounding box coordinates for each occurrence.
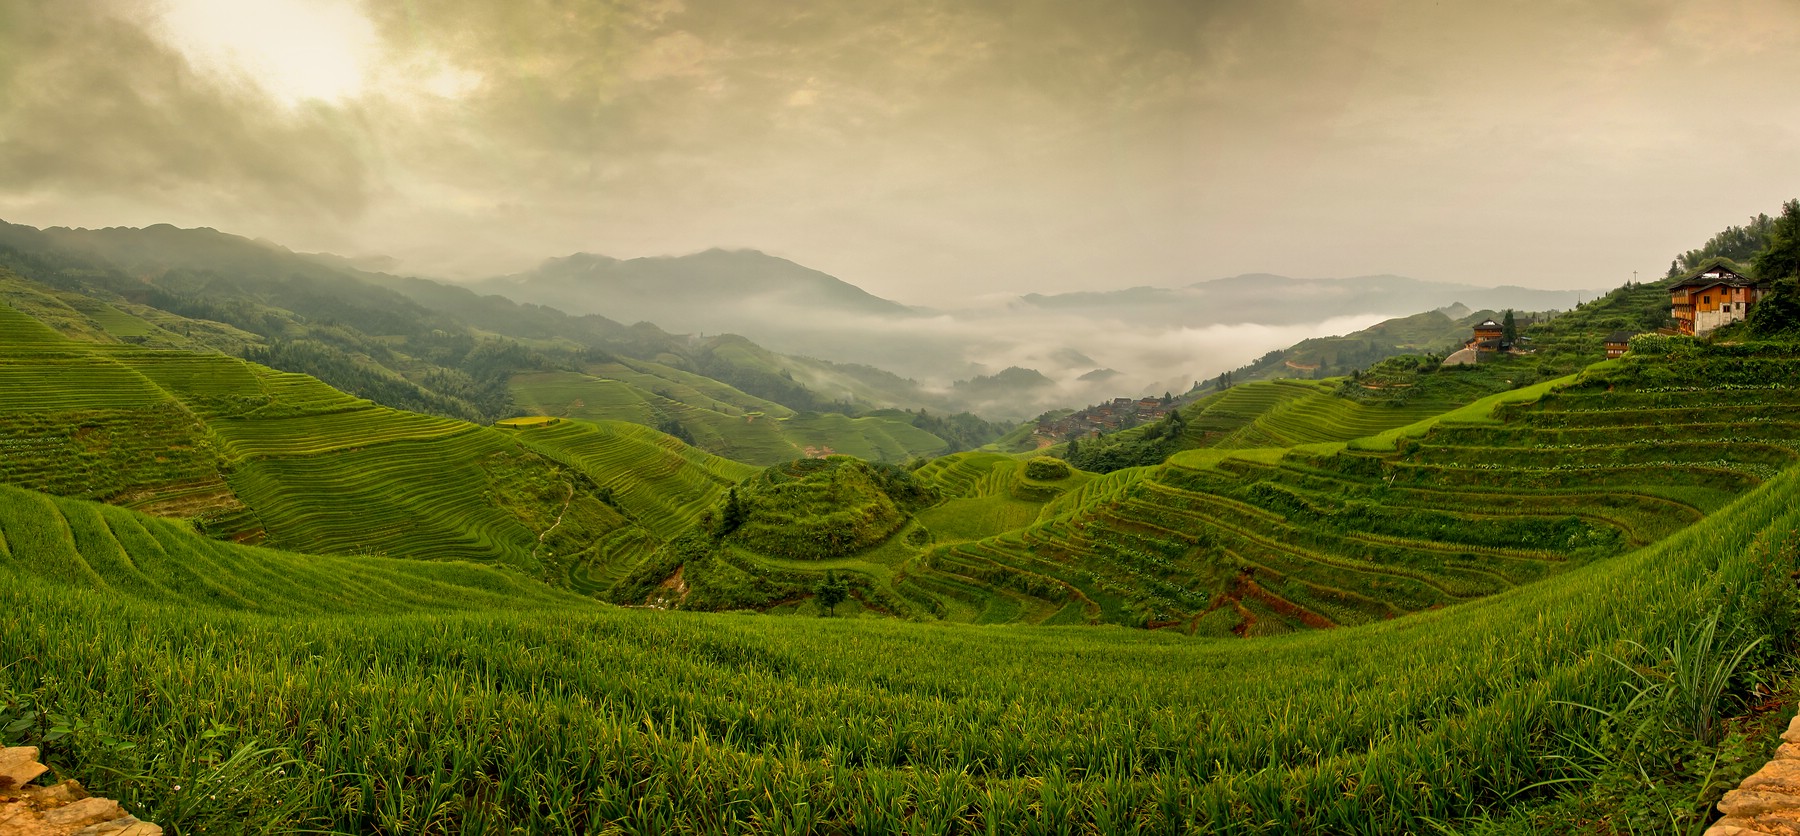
[152,0,380,105]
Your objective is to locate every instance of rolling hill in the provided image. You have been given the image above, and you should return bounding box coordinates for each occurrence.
[5,264,1790,635]
[0,221,1007,460]
[5,213,1800,833]
[4,360,1797,830]
[0,284,764,591]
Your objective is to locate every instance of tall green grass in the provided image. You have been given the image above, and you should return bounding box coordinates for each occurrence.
[2,463,1796,833]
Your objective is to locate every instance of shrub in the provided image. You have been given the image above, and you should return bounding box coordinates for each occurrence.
[1024,457,1071,481]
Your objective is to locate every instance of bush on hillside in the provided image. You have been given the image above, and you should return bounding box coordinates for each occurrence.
[1625,333,1697,357]
[721,457,931,560]
[1024,457,1071,481]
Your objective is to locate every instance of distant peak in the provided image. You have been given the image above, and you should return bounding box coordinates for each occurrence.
[542,252,621,269]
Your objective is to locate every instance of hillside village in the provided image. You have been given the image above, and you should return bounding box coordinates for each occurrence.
[1031,394,1181,444]
[1039,252,1788,456]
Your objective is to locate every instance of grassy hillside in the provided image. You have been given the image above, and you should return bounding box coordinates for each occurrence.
[888,346,1795,630]
[7,275,1790,642]
[510,367,951,464]
[0,483,578,615]
[0,222,1004,453]
[0,286,959,616]
[1046,378,1469,473]
[3,454,1797,832]
[0,295,765,596]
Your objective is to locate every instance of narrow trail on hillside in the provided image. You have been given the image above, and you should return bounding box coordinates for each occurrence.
[531,480,576,563]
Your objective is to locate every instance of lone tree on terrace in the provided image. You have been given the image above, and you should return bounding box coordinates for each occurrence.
[814,571,849,616]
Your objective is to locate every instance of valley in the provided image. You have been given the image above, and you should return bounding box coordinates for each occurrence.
[12,3,1800,832]
[2,210,1799,834]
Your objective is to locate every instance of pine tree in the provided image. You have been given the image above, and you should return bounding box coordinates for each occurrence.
[1502,310,1517,344]
[717,487,747,536]
[814,571,849,616]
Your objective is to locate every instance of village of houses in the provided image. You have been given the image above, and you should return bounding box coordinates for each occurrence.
[1033,261,1769,447]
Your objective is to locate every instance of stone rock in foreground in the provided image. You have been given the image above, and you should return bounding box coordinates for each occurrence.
[0,746,161,836]
[1704,714,1800,836]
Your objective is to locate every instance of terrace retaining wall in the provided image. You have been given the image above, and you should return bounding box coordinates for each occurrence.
[1706,713,1800,835]
[0,746,161,836]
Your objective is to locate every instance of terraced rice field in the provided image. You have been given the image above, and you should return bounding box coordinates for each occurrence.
[0,483,577,614]
[0,299,83,347]
[511,420,757,540]
[0,300,741,583]
[1205,380,1456,449]
[7,459,1798,832]
[0,355,169,411]
[4,288,1793,638]
[884,358,1800,630]
[511,368,948,465]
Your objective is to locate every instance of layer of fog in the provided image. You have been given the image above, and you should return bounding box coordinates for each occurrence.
[686,294,1399,420]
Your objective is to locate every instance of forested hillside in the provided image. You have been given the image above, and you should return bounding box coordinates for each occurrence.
[0,221,1006,461]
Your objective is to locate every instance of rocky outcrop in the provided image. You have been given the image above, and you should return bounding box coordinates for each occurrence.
[1706,715,1800,836]
[0,747,160,836]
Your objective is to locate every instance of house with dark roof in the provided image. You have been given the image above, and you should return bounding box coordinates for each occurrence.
[1603,330,1635,359]
[1464,318,1508,353]
[1670,260,1765,337]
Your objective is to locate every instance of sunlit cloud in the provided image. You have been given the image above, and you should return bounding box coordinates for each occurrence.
[150,0,381,106]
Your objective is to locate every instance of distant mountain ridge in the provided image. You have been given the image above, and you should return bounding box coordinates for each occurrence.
[0,219,1008,448]
[1020,273,1594,328]
[471,251,1600,420]
[481,248,920,327]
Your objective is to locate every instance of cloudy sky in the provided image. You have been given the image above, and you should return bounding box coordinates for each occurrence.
[1,0,1797,303]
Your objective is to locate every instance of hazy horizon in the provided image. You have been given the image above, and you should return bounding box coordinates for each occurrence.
[2,1,1796,305]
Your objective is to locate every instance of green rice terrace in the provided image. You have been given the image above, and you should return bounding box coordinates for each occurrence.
[7,284,1800,832]
[3,286,1797,630]
[510,367,952,464]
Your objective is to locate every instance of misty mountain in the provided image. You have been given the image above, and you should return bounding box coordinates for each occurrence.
[475,248,988,382]
[470,250,1604,421]
[481,248,921,328]
[1019,274,1592,328]
[0,220,979,424]
[949,367,1058,419]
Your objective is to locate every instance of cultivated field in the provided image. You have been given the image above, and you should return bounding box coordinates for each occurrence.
[3,463,1796,832]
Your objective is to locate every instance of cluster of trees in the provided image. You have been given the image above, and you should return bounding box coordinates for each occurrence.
[904,409,1010,452]
[690,355,851,414]
[1666,212,1776,277]
[1064,408,1189,474]
[1748,200,1800,337]
[653,412,695,445]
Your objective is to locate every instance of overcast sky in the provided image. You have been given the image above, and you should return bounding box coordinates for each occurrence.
[1,0,1796,303]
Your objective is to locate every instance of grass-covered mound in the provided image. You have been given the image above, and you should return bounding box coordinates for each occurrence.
[724,456,933,561]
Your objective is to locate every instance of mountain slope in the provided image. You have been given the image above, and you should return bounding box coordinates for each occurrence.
[0,220,995,455]
[1022,273,1590,328]
[0,289,762,590]
[482,248,918,325]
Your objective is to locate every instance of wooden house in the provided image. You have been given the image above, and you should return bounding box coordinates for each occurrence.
[1603,330,1635,359]
[1465,319,1507,353]
[1670,262,1764,337]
